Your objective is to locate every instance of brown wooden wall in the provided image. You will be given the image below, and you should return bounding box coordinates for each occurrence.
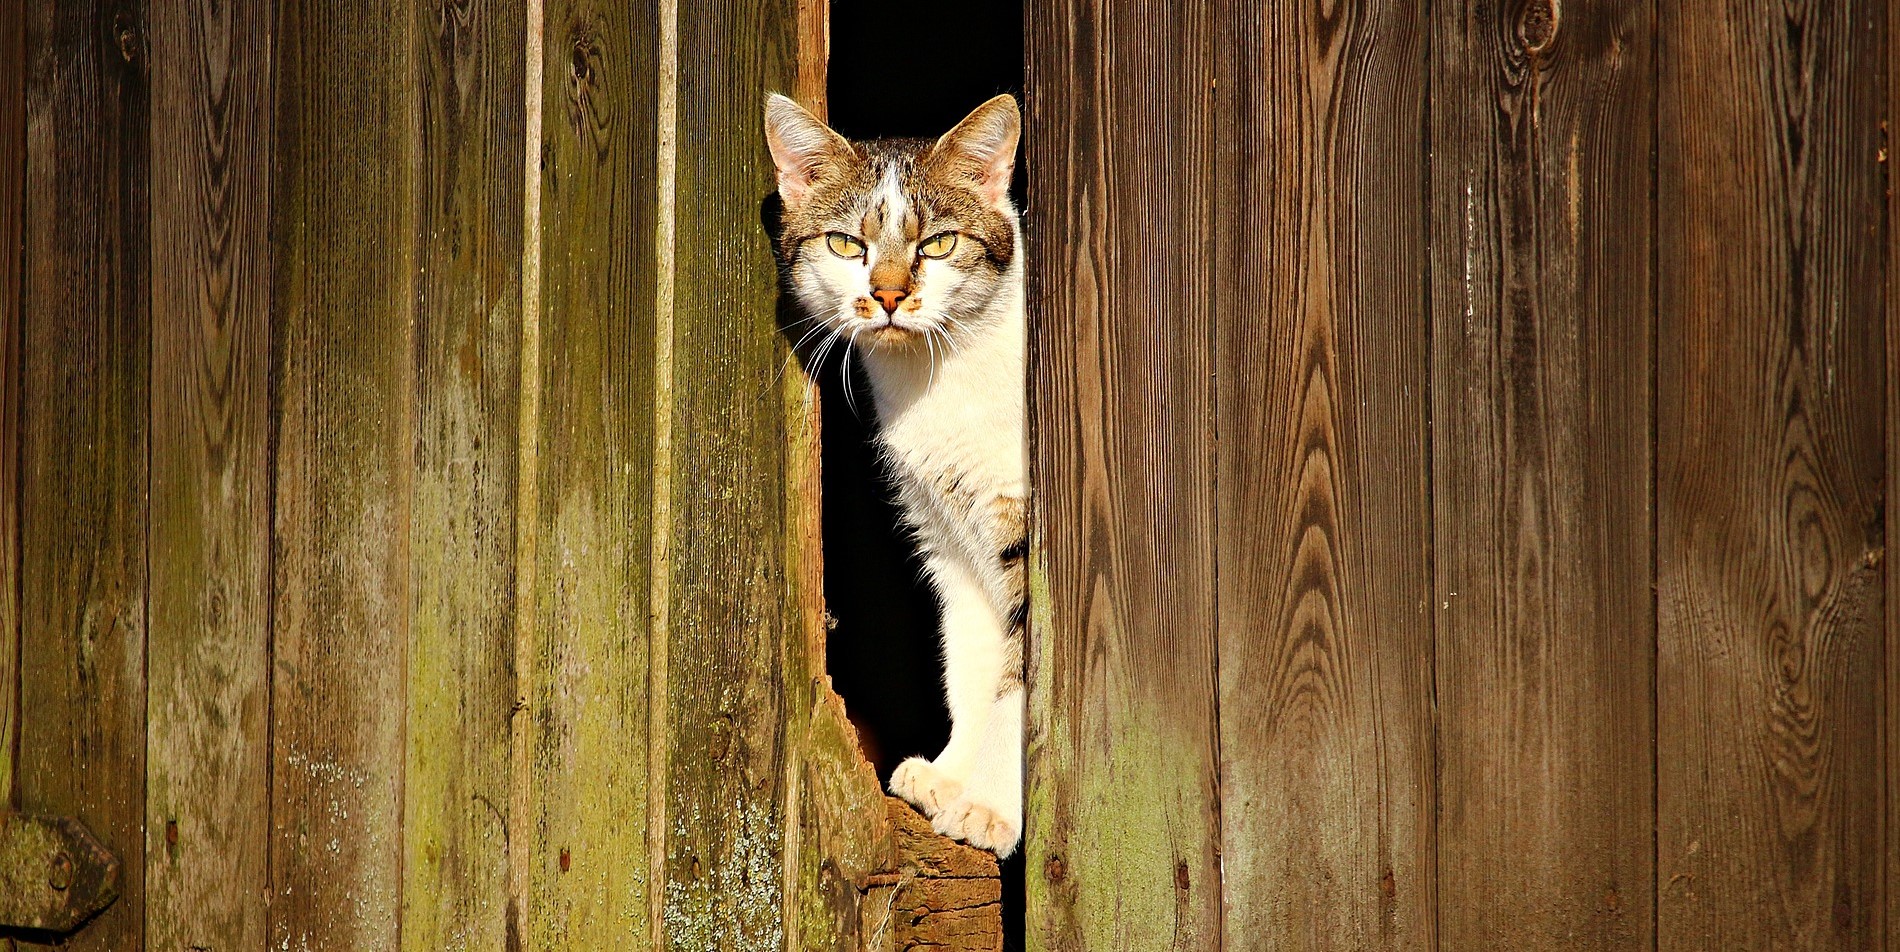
[0,0,961,949]
[3,0,1894,950]
[1027,1,1890,950]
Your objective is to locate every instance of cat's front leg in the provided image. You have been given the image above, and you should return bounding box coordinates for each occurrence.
[887,551,1022,856]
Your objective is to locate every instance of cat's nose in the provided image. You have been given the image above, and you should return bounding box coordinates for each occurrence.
[871,287,908,314]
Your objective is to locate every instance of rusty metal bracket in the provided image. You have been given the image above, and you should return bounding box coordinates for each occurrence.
[0,812,120,934]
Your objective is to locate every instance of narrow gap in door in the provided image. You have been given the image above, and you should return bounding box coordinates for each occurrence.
[821,4,1026,947]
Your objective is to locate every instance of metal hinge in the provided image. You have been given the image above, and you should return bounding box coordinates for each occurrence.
[0,812,120,934]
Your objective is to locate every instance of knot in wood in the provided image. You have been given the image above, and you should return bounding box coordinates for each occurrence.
[112,13,142,64]
[1518,0,1558,53]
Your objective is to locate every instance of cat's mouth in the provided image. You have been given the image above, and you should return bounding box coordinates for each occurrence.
[866,318,921,346]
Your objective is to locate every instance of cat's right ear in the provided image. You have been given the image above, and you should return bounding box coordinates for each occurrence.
[764,94,850,208]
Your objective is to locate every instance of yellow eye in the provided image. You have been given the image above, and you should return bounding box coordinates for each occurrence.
[825,232,865,258]
[918,232,958,258]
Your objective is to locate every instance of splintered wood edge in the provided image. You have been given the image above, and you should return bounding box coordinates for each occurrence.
[858,799,1004,952]
[878,797,1001,881]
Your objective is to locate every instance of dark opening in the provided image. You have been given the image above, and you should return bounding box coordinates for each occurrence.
[820,3,1026,947]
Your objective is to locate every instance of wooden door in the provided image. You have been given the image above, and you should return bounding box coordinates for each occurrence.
[1025,1,1891,950]
[0,1,996,949]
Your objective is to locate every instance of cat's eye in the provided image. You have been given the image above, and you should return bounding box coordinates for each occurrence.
[825,232,866,259]
[918,232,958,258]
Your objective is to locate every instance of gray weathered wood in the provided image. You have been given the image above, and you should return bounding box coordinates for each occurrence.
[1026,1,1223,949]
[1212,1,1435,948]
[145,0,273,947]
[1656,1,1887,948]
[268,0,416,944]
[1430,1,1655,948]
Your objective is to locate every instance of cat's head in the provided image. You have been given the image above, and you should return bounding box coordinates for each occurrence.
[764,94,1020,351]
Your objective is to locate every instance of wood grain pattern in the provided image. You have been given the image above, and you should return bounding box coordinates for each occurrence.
[403,0,526,947]
[860,801,1002,951]
[0,0,23,825]
[1889,0,1899,941]
[144,0,272,947]
[662,0,799,945]
[1211,2,1434,948]
[268,0,416,945]
[1656,2,1887,949]
[1429,2,1655,949]
[1025,1,1223,948]
[2,4,25,951]
[526,0,659,944]
[17,1,149,949]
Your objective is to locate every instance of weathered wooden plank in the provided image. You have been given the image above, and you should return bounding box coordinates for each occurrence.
[525,0,659,944]
[403,0,526,947]
[0,6,21,949]
[1211,2,1432,949]
[1656,1,1887,948]
[17,0,149,949]
[775,23,899,950]
[268,0,416,945]
[662,0,800,946]
[857,800,1000,951]
[144,0,272,947]
[1889,2,1899,942]
[0,0,23,826]
[1025,1,1222,949]
[1429,2,1655,949]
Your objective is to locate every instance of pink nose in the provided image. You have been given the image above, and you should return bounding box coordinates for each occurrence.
[871,288,907,314]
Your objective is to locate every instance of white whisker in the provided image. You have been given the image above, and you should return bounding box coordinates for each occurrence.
[842,324,867,417]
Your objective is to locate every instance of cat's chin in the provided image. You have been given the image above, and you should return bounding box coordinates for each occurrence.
[865,323,925,348]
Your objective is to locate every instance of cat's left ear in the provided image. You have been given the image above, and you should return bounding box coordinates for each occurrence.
[765,93,851,208]
[931,94,1020,208]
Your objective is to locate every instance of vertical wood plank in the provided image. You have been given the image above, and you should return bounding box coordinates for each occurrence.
[17,1,149,950]
[404,0,526,946]
[526,0,658,944]
[0,0,23,821]
[1889,0,1899,941]
[269,0,416,944]
[0,1,23,942]
[662,0,799,945]
[1025,1,1223,948]
[1656,2,1886,949]
[1212,1,1434,949]
[779,16,899,951]
[144,0,272,947]
[1430,1,1655,949]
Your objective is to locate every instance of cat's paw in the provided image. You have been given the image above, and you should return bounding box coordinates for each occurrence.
[932,797,1021,858]
[889,757,963,817]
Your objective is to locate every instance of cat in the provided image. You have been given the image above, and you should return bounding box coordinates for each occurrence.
[765,93,1026,857]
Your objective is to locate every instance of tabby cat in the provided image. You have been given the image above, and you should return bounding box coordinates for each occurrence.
[765,94,1026,856]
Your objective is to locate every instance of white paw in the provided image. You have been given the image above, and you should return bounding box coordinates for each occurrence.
[932,797,1021,858]
[889,757,963,817]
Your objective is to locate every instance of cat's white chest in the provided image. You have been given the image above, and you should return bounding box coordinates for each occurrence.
[868,322,1026,502]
